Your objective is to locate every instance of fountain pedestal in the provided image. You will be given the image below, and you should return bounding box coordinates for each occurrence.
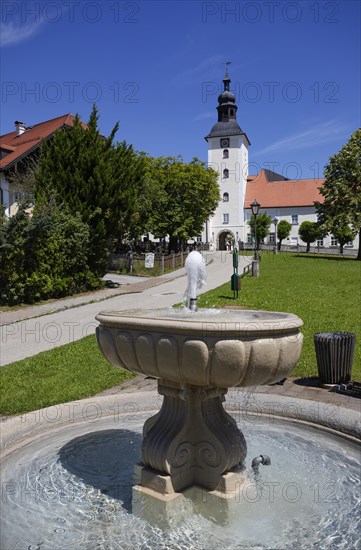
[135,381,246,496]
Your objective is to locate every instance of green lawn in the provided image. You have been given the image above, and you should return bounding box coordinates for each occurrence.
[198,252,361,379]
[1,252,359,417]
[0,335,134,416]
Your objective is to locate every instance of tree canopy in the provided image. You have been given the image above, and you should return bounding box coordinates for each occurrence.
[248,212,272,249]
[315,128,361,260]
[143,156,219,250]
[277,220,292,251]
[34,105,145,275]
[299,221,321,252]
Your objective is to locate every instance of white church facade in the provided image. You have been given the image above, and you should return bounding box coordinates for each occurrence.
[201,70,358,253]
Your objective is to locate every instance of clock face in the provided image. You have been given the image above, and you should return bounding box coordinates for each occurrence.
[220,138,229,148]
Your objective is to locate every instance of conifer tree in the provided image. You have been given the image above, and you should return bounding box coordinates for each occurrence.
[35,105,145,275]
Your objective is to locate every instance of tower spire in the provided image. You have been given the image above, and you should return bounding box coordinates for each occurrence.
[223,61,232,91]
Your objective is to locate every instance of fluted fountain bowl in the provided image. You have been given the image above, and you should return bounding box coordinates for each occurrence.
[96,308,303,388]
[96,307,303,496]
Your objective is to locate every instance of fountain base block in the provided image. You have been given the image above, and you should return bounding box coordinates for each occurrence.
[134,462,247,501]
[132,472,249,530]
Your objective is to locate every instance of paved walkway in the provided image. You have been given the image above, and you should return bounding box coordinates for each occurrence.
[0,251,248,366]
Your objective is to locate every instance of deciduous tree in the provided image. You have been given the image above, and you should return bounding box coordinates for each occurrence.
[277,220,292,251]
[315,129,361,260]
[299,221,320,252]
[248,213,272,250]
[144,156,219,251]
[332,224,355,254]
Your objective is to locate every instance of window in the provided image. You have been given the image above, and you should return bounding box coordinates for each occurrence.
[223,168,229,179]
[290,237,298,246]
[291,214,298,225]
[331,236,338,247]
[269,232,275,243]
[316,239,324,247]
[223,149,229,159]
[196,236,202,242]
[223,213,229,224]
[223,192,229,202]
[247,233,253,244]
[345,241,353,247]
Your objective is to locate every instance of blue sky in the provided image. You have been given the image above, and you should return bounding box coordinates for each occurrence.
[1,0,360,178]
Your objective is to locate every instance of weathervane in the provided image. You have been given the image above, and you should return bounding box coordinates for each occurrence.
[224,61,231,89]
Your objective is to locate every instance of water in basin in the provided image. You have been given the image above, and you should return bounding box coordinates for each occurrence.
[1,413,359,550]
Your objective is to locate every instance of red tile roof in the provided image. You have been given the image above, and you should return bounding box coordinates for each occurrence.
[0,114,77,170]
[245,169,325,208]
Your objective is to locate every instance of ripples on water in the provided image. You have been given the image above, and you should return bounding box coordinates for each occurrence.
[1,418,360,549]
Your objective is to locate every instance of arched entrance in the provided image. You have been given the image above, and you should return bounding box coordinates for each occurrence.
[218,231,235,251]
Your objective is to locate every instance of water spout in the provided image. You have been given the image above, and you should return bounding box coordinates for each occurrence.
[251,455,271,468]
[184,251,207,312]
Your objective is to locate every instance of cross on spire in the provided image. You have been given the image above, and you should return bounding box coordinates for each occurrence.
[223,61,231,90]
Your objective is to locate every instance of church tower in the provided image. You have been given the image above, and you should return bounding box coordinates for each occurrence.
[203,67,250,250]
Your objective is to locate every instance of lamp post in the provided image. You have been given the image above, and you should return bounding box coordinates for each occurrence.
[251,200,260,260]
[272,216,278,254]
[250,199,260,277]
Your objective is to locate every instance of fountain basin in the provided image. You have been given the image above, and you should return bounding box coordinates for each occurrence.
[95,308,303,388]
[1,392,360,550]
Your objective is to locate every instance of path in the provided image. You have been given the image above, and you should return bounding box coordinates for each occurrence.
[0,252,249,366]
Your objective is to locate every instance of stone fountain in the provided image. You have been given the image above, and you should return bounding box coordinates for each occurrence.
[96,252,304,500]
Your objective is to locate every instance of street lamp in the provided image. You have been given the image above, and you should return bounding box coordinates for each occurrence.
[251,199,260,260]
[272,216,279,254]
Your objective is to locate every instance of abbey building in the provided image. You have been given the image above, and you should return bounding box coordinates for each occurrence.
[201,70,358,252]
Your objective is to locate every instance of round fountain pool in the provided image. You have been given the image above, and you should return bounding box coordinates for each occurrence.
[1,397,360,550]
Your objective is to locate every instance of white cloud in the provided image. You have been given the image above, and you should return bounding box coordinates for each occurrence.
[253,120,348,157]
[0,20,44,47]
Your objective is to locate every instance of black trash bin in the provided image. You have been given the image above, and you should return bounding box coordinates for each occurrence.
[314,332,356,386]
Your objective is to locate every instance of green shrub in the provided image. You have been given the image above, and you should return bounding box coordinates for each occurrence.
[0,202,101,306]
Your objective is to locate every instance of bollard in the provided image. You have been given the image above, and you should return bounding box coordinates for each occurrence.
[252,260,260,277]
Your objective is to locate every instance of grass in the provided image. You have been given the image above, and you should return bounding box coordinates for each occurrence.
[198,252,361,380]
[0,335,134,416]
[1,252,359,416]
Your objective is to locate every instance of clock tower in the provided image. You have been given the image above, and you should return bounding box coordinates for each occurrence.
[203,67,250,250]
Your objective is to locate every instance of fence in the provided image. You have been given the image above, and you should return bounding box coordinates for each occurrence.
[109,251,186,273]
[240,243,358,257]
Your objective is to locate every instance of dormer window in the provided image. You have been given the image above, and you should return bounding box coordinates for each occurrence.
[223,169,229,179]
[223,149,229,159]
